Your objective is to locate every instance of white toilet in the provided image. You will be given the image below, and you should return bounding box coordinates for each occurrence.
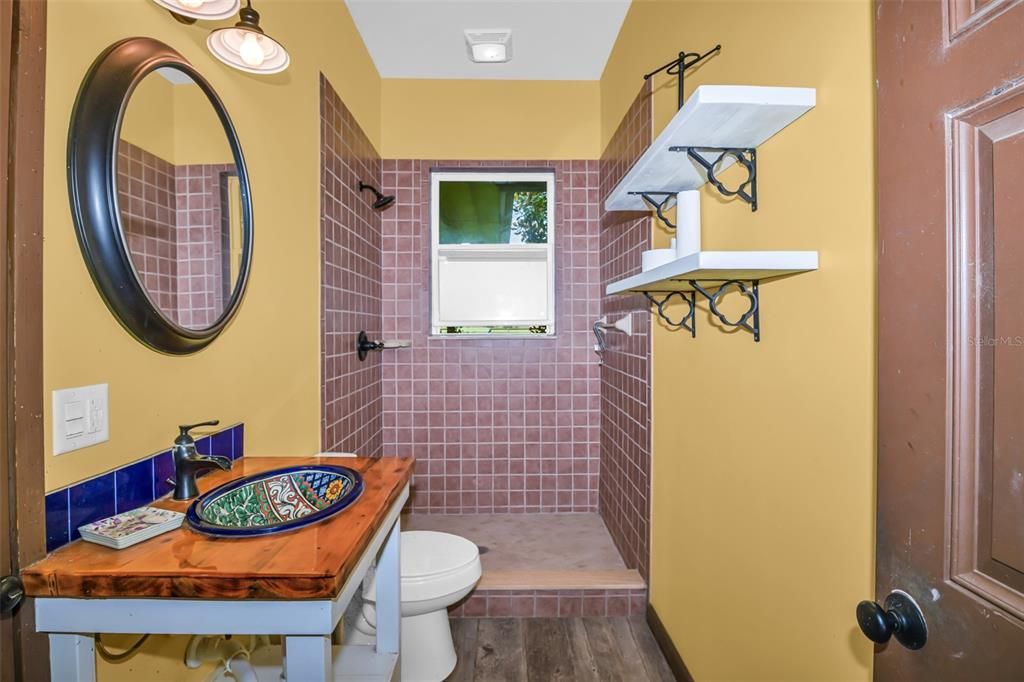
[348,530,482,682]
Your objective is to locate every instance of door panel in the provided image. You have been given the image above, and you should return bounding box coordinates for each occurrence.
[948,82,1024,623]
[947,0,1022,39]
[876,0,1024,677]
[986,105,1024,598]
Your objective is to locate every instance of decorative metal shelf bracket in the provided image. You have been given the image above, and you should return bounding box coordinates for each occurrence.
[643,279,761,342]
[630,192,677,230]
[644,291,695,337]
[670,146,758,211]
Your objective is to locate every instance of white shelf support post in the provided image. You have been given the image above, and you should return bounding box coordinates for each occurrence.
[675,190,701,258]
[49,634,96,682]
[283,635,332,682]
[375,520,401,658]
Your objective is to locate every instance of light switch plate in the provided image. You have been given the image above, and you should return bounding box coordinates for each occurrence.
[52,384,109,455]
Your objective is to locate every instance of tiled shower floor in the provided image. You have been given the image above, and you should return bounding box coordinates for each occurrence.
[401,509,647,614]
[403,513,628,573]
[403,513,646,617]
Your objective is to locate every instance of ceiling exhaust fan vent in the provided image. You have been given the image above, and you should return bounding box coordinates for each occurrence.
[464,29,512,63]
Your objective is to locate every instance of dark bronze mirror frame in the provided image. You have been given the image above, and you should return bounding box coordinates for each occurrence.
[68,37,253,355]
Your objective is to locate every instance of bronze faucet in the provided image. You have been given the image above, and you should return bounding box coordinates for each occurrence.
[172,420,232,501]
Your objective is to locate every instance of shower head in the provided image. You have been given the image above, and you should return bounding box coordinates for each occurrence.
[358,182,395,211]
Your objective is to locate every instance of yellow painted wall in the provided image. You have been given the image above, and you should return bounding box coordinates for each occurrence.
[171,83,235,165]
[45,0,381,494]
[380,79,601,159]
[601,1,876,680]
[45,1,380,678]
[120,74,234,165]
[119,72,177,162]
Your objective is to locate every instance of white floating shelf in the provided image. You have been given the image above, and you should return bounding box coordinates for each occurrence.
[604,85,816,212]
[606,250,818,295]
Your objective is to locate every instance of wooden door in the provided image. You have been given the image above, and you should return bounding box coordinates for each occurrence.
[2,0,18,675]
[875,0,1024,677]
[2,0,49,679]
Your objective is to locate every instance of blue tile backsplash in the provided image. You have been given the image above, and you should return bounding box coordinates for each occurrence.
[69,474,116,543]
[115,459,154,514]
[44,488,69,553]
[44,423,244,553]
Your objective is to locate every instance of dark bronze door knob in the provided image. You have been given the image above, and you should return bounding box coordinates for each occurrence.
[0,575,24,615]
[857,589,927,650]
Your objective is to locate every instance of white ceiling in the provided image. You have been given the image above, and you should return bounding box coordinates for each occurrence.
[344,0,631,80]
[156,67,195,84]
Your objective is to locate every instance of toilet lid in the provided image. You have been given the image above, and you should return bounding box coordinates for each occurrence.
[401,531,479,578]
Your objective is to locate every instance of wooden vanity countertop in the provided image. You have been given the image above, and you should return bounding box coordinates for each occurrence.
[22,456,414,600]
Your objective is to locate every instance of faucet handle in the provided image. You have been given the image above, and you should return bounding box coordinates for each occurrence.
[177,420,220,443]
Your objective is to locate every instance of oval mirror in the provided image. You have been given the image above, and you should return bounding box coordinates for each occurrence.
[69,38,253,354]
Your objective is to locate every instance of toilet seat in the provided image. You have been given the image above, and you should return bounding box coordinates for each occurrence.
[364,531,481,605]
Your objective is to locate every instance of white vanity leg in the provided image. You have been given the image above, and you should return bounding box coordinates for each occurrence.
[49,633,96,682]
[375,519,401,657]
[284,635,332,681]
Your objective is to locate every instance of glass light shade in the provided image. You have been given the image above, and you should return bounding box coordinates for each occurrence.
[207,26,290,74]
[151,0,240,21]
[470,43,508,63]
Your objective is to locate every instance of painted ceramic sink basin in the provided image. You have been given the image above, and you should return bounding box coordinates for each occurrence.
[186,465,363,537]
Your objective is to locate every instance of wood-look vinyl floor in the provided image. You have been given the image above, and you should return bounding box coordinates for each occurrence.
[446,617,676,682]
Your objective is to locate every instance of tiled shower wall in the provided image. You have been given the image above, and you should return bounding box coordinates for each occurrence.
[598,84,653,580]
[175,162,235,328]
[317,83,652,580]
[380,160,602,513]
[320,75,383,456]
[116,140,235,327]
[117,141,180,318]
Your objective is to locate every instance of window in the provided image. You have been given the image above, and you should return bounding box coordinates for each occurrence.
[431,171,555,335]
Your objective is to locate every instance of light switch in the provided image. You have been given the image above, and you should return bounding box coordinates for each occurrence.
[64,401,85,421]
[87,400,105,434]
[64,418,84,438]
[52,384,109,456]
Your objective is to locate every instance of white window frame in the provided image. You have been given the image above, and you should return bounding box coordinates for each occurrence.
[431,171,556,335]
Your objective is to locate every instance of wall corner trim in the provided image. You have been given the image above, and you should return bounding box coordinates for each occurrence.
[647,604,695,682]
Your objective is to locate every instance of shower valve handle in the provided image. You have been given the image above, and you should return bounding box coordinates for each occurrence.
[357,331,383,361]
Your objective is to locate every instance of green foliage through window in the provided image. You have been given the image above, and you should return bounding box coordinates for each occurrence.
[511,191,548,244]
[439,180,548,245]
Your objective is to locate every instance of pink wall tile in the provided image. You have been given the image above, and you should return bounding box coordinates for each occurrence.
[174,162,235,328]
[380,160,602,513]
[599,83,653,581]
[315,82,652,582]
[117,140,236,328]
[320,75,383,457]
[447,589,648,618]
[118,141,180,322]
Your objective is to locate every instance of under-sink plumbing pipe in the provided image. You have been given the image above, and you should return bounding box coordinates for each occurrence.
[185,635,262,682]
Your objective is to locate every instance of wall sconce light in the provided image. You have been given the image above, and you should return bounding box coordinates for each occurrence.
[151,0,240,24]
[207,0,290,74]
[358,183,395,211]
